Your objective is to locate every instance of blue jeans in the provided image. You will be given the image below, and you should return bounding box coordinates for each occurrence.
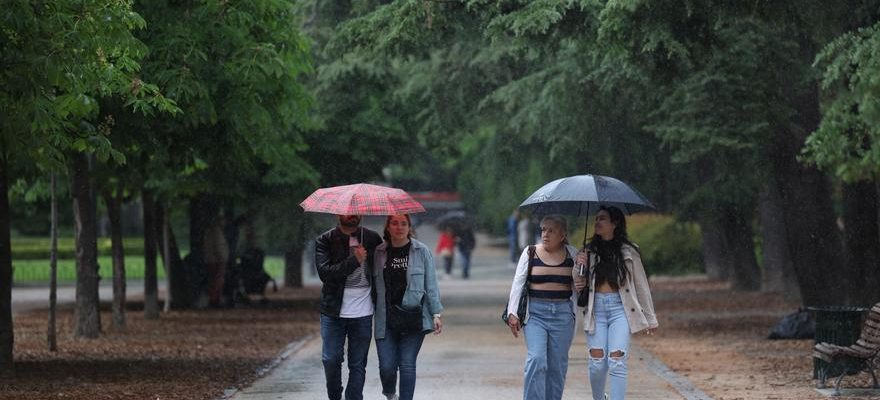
[459,249,472,279]
[587,293,631,400]
[523,299,575,400]
[321,314,373,400]
[376,327,426,400]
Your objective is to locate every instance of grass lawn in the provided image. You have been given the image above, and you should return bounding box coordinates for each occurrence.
[12,255,286,284]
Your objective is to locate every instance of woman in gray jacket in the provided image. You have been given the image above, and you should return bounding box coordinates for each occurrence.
[373,214,444,400]
[575,206,658,400]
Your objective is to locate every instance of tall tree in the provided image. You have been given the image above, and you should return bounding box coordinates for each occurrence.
[128,0,315,299]
[1,1,176,369]
[805,14,880,305]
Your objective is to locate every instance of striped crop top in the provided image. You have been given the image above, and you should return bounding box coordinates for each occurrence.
[528,251,574,300]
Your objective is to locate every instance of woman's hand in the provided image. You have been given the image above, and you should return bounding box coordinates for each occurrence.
[644,327,657,336]
[507,315,521,338]
[433,315,443,335]
[576,250,588,267]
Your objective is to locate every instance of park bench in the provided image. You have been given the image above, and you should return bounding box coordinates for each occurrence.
[812,303,880,396]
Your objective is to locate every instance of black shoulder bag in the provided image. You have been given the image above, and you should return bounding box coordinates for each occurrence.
[501,245,536,325]
[386,255,424,334]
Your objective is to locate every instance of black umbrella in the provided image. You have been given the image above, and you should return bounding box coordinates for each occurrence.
[518,174,656,246]
[435,210,472,233]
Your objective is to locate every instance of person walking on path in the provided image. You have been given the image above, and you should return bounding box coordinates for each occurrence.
[315,214,383,400]
[435,226,456,278]
[517,213,532,251]
[373,214,444,400]
[575,206,658,400]
[506,215,579,400]
[507,209,520,267]
[456,225,475,279]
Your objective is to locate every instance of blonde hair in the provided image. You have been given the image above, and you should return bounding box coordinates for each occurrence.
[540,215,569,245]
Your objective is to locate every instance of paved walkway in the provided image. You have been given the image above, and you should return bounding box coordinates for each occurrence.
[12,280,166,314]
[230,241,693,400]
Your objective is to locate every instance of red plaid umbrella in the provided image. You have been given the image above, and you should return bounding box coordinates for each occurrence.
[299,183,426,215]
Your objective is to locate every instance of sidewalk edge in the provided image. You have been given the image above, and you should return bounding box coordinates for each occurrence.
[634,343,715,400]
[219,333,318,399]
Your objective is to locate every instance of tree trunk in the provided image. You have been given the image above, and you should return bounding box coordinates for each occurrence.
[71,152,101,338]
[773,85,846,306]
[102,184,126,330]
[142,190,159,319]
[0,154,14,375]
[721,206,762,291]
[698,213,731,281]
[48,173,58,351]
[843,181,880,306]
[156,205,189,308]
[284,215,308,288]
[189,194,217,304]
[161,206,171,312]
[284,245,305,288]
[758,182,800,301]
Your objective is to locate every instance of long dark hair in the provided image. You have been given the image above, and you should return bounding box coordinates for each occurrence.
[587,206,637,287]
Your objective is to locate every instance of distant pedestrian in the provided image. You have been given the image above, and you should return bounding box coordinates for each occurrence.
[506,215,578,400]
[507,210,520,267]
[456,225,475,279]
[574,206,658,400]
[373,214,444,400]
[518,214,532,250]
[315,214,383,400]
[435,226,456,278]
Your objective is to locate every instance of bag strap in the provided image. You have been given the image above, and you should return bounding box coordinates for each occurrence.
[526,245,536,282]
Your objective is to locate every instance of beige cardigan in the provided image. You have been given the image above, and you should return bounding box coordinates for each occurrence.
[579,243,658,334]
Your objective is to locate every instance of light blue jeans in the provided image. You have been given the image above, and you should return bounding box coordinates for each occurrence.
[523,299,575,400]
[587,293,631,400]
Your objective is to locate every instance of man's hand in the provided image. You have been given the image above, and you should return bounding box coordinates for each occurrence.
[353,245,367,265]
[507,315,521,338]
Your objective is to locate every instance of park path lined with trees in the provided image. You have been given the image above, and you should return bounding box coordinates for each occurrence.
[4,1,880,394]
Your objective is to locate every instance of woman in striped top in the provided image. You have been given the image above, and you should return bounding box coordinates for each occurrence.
[506,215,579,400]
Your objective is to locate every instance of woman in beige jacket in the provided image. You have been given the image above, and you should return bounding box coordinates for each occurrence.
[574,206,658,400]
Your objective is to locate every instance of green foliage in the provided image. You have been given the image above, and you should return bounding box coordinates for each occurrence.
[0,0,176,170]
[131,0,316,202]
[806,21,880,181]
[629,215,703,276]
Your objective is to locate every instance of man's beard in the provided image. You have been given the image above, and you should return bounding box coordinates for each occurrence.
[340,216,361,228]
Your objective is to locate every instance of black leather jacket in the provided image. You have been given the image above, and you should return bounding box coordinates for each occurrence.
[315,226,383,317]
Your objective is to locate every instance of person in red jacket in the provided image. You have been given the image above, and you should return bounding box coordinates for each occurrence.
[435,227,455,278]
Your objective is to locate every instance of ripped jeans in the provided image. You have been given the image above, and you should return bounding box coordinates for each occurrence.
[587,293,631,400]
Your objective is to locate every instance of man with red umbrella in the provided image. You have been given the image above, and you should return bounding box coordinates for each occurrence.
[302,183,426,400]
[315,214,383,400]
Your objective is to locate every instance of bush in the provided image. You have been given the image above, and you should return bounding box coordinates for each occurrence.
[573,213,703,276]
[11,237,145,260]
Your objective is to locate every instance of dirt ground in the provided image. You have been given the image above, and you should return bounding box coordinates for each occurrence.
[638,276,877,400]
[1,287,321,400]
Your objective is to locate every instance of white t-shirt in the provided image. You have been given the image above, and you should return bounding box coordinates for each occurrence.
[339,235,374,318]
